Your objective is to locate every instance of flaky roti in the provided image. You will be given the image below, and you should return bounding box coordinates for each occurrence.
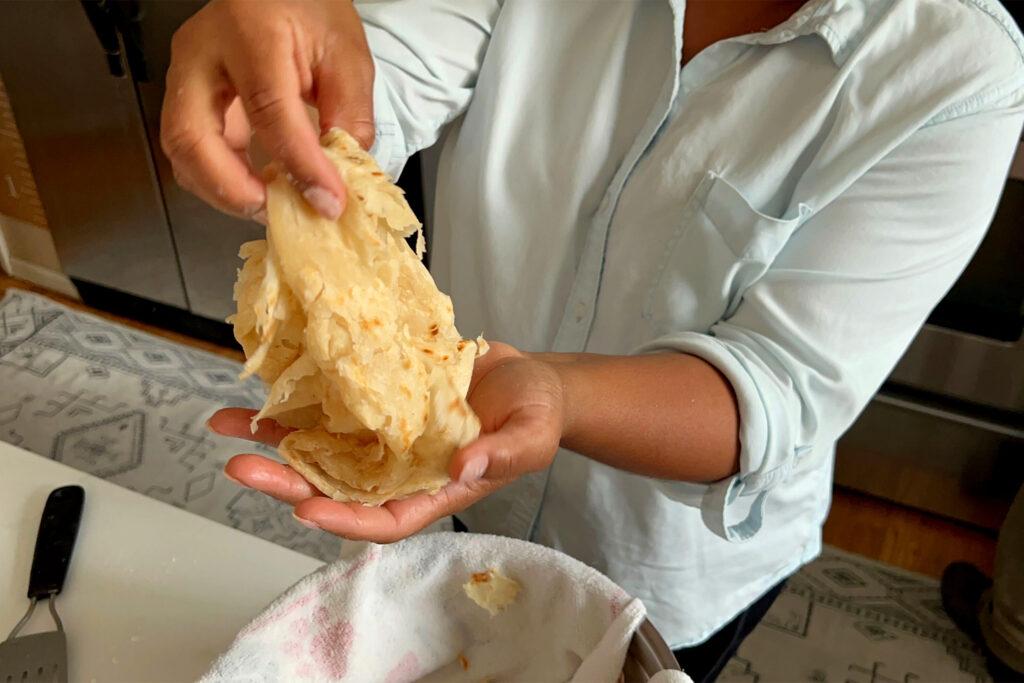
[231,129,488,505]
[464,568,521,616]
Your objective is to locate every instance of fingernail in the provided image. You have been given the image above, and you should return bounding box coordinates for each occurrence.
[459,455,489,483]
[205,417,227,436]
[223,469,244,486]
[302,186,341,220]
[293,513,321,530]
[251,208,268,225]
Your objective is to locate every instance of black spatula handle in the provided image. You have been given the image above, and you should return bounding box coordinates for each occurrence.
[27,485,85,600]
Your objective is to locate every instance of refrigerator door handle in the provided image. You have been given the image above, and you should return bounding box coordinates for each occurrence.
[113,0,149,82]
[79,0,125,78]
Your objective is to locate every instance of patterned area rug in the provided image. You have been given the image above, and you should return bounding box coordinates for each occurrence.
[0,289,990,681]
[724,547,989,682]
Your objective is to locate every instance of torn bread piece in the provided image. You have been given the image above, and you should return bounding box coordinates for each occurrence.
[464,568,521,616]
[231,129,488,505]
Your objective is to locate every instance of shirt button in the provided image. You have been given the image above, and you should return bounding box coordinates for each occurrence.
[574,300,587,323]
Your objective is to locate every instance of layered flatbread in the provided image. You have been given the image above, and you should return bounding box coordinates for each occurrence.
[230,129,487,505]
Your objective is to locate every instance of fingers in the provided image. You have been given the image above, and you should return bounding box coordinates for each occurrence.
[293,496,401,541]
[316,61,375,151]
[315,37,375,150]
[212,408,507,542]
[161,64,266,218]
[313,2,375,149]
[224,453,319,505]
[222,96,253,150]
[229,41,345,219]
[207,407,294,446]
[294,480,495,543]
[223,464,491,543]
[222,455,486,542]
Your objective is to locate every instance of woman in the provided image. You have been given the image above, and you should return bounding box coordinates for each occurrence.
[161,0,1024,679]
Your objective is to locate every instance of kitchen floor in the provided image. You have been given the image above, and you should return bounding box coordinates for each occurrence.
[0,273,999,580]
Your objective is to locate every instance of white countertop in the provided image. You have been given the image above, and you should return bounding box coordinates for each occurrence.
[0,442,324,682]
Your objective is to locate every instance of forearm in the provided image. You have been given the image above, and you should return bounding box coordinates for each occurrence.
[534,352,741,483]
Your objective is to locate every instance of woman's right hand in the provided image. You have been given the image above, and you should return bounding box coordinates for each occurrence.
[160,0,376,222]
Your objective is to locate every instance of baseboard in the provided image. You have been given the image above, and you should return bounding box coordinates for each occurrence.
[0,222,11,274]
[0,212,77,298]
[8,256,79,298]
[72,278,238,349]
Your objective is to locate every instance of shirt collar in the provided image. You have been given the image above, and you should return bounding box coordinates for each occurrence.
[668,0,875,66]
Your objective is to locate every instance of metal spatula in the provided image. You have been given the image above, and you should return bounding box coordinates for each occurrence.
[0,485,85,683]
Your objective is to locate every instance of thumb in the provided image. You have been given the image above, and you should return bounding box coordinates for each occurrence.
[449,408,559,484]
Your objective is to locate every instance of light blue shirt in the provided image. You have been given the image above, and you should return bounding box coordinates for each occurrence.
[357,0,1024,646]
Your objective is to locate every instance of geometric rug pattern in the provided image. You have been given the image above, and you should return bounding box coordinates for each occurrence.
[723,548,989,681]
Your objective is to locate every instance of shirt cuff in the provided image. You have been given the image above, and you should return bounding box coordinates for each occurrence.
[634,331,806,542]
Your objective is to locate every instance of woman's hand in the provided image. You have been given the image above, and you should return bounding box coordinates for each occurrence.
[160,0,375,221]
[210,343,564,542]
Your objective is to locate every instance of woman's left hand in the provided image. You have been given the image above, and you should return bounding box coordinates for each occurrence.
[209,342,564,542]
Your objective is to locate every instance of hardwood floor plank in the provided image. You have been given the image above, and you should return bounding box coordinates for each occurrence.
[825,486,998,578]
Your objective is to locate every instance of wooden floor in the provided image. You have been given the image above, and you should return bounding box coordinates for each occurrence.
[824,486,997,578]
[0,274,999,580]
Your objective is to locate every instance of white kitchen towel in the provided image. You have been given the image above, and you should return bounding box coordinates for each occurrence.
[201,532,691,683]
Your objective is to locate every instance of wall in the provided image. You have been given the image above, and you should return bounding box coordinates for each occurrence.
[0,73,77,297]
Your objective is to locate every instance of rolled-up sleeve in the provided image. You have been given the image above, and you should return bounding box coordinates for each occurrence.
[356,0,501,176]
[640,103,1024,542]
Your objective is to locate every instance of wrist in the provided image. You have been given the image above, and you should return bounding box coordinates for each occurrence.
[545,358,581,448]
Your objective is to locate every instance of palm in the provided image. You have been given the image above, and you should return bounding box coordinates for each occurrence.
[208,342,562,542]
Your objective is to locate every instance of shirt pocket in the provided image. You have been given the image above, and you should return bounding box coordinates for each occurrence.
[644,171,808,335]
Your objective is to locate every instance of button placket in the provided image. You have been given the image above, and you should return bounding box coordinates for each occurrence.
[529,0,687,541]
